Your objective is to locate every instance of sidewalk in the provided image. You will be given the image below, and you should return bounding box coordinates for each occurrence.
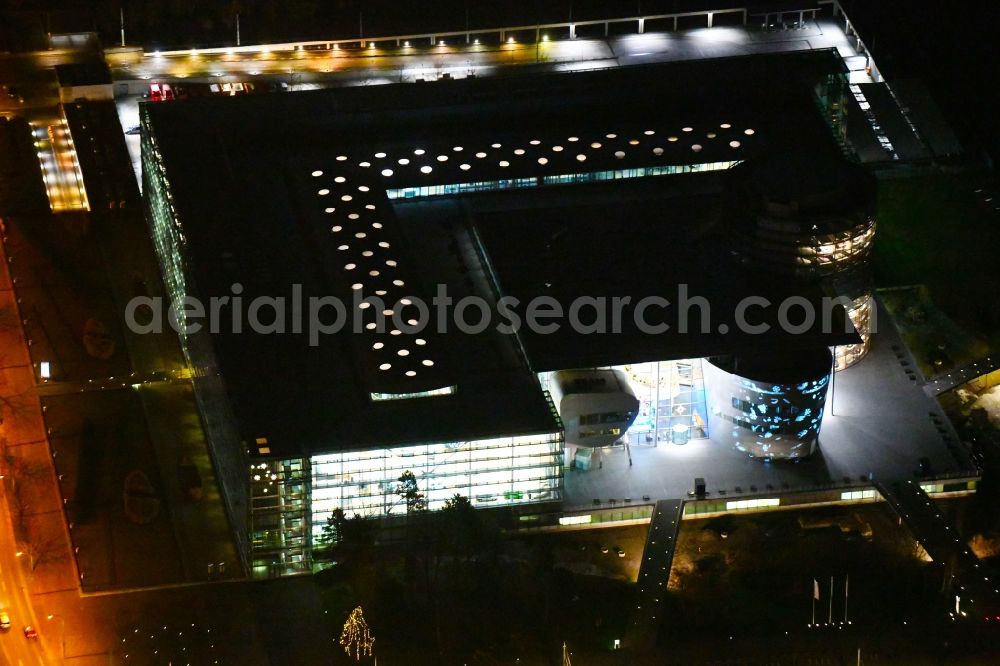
[0,220,76,664]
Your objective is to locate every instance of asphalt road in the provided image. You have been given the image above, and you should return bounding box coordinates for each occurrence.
[0,478,52,666]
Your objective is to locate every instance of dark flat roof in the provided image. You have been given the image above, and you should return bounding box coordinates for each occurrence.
[55,62,111,86]
[142,49,851,457]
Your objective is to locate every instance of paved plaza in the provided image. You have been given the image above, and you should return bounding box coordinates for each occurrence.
[564,299,975,510]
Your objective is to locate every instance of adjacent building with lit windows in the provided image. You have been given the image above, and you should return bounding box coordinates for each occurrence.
[142,50,867,577]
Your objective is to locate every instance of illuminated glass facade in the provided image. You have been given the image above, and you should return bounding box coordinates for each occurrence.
[741,213,875,278]
[309,433,562,540]
[616,360,710,445]
[140,112,189,332]
[385,161,740,199]
[250,458,310,579]
[834,292,874,371]
[704,352,832,459]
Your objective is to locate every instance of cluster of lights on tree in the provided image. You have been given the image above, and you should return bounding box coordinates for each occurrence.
[340,606,375,661]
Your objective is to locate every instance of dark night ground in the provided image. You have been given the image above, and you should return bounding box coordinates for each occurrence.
[304,501,1000,665]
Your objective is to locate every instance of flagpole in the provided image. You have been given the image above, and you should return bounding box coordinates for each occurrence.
[828,576,834,625]
[844,573,849,624]
[811,579,816,626]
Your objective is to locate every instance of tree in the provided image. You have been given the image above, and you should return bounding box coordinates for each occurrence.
[316,508,377,564]
[316,508,345,558]
[441,494,481,562]
[396,470,427,514]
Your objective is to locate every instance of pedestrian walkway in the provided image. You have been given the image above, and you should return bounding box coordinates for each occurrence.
[629,499,683,650]
[874,478,1000,617]
[923,353,1000,396]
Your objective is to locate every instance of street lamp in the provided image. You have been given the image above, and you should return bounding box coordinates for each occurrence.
[47,613,66,658]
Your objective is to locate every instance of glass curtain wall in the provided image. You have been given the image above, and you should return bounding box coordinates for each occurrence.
[309,432,562,540]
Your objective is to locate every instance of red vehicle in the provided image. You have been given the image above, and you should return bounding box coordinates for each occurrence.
[23,625,38,639]
[148,83,175,102]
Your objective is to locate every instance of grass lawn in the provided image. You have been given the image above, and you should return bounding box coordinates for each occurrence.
[875,172,1000,353]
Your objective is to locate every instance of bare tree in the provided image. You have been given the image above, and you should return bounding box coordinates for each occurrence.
[4,449,49,537]
[23,522,66,571]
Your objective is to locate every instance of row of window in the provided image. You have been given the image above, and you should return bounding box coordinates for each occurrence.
[370,385,457,401]
[384,161,740,200]
[580,426,622,439]
[579,410,632,426]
